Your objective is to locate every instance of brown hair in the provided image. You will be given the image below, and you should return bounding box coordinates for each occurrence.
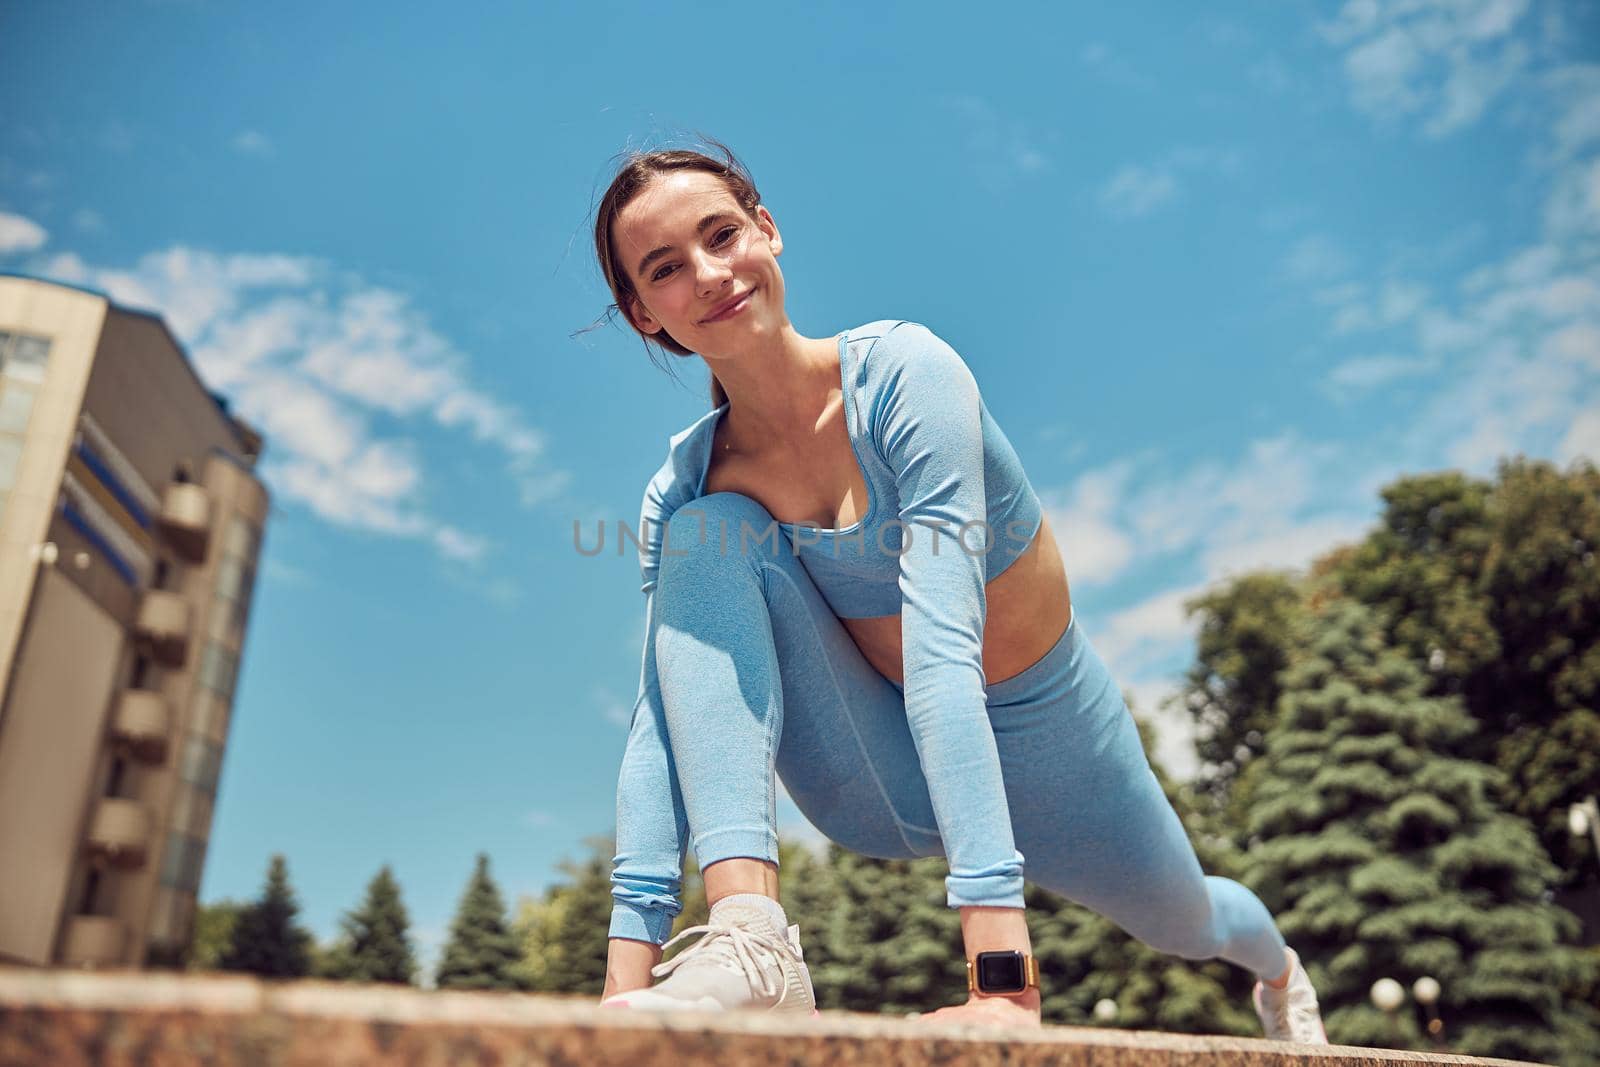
[592,136,762,410]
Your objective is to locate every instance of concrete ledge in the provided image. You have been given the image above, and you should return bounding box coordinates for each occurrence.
[0,968,1547,1067]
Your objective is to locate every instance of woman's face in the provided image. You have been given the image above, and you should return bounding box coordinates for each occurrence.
[612,169,785,352]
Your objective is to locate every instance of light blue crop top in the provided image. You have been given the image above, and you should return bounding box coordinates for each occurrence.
[636,320,1044,620]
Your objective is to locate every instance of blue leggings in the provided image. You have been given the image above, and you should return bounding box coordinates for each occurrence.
[610,492,1288,979]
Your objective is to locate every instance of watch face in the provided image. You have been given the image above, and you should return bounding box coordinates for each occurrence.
[976,951,1026,993]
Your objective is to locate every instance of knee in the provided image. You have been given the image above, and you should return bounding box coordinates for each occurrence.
[1122,886,1224,961]
[659,492,786,575]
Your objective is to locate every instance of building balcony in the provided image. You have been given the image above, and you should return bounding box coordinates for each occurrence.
[110,690,172,763]
[134,591,190,667]
[156,482,212,562]
[85,798,151,868]
[59,916,127,969]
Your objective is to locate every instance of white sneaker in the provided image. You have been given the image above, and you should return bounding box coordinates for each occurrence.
[1253,948,1329,1044]
[600,897,817,1016]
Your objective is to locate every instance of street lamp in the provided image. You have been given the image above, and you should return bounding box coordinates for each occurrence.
[1093,998,1118,1023]
[1412,976,1444,1045]
[1371,978,1405,1044]
[1571,796,1600,863]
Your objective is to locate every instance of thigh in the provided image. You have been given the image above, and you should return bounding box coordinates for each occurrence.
[754,542,944,861]
[988,616,1212,931]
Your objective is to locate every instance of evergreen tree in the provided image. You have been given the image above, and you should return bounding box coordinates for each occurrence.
[320,865,418,985]
[1181,572,1304,829]
[219,855,312,978]
[1327,461,1600,893]
[1239,597,1595,1062]
[804,847,962,1014]
[436,853,526,990]
[1479,459,1600,889]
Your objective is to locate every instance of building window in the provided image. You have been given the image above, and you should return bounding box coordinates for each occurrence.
[0,386,35,435]
[0,437,21,492]
[198,643,238,701]
[179,734,224,794]
[0,330,52,384]
[159,831,206,893]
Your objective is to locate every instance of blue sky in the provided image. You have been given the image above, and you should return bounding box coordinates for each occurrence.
[3,1,1597,976]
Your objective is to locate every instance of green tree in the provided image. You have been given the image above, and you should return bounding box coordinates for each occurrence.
[512,835,615,996]
[1182,573,1304,809]
[1328,471,1499,695]
[188,900,244,971]
[1326,461,1600,893]
[219,855,313,978]
[1479,459,1600,888]
[1239,597,1594,1062]
[320,865,418,984]
[436,853,526,990]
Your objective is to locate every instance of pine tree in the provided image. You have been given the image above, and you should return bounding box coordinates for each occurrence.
[1239,597,1595,1062]
[436,853,526,991]
[1181,572,1304,830]
[219,855,312,978]
[320,865,418,985]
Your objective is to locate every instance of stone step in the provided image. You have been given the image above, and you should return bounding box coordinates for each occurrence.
[0,968,1548,1067]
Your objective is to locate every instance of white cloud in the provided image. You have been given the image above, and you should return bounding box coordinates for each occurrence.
[1042,462,1136,586]
[939,95,1054,193]
[1099,165,1179,218]
[232,130,274,157]
[1559,408,1600,464]
[1324,353,1437,391]
[433,526,488,564]
[1319,0,1533,137]
[26,242,569,566]
[594,685,633,729]
[1285,236,1352,283]
[0,212,47,254]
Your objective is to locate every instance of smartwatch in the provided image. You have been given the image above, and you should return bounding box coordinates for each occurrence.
[966,950,1041,996]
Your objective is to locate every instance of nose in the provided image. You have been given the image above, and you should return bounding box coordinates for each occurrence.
[692,247,734,296]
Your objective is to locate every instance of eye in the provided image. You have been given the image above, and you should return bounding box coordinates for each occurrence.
[650,225,740,282]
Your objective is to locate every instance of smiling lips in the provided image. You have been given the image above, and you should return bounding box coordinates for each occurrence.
[703,289,755,323]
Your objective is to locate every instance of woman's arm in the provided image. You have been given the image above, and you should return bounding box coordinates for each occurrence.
[871,321,1027,912]
[874,323,1039,1023]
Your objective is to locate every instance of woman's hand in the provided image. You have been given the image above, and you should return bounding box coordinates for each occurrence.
[913,989,1042,1029]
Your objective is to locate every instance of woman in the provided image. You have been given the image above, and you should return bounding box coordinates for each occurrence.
[590,140,1327,1042]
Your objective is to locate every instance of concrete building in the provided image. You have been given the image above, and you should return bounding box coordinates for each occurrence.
[0,274,269,969]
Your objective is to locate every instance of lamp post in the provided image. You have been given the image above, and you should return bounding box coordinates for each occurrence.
[1093,998,1118,1024]
[1371,977,1405,1045]
[1412,976,1444,1046]
[1571,796,1600,863]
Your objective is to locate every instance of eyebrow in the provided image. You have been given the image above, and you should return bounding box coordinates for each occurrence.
[635,212,738,279]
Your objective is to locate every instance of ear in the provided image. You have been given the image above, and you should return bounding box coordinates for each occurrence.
[627,294,662,336]
[756,205,783,258]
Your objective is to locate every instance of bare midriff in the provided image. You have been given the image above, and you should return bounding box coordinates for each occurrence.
[703,365,1074,690]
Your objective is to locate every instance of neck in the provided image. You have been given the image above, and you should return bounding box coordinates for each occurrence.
[702,322,838,444]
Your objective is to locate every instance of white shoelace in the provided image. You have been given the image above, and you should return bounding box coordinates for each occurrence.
[650,921,792,999]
